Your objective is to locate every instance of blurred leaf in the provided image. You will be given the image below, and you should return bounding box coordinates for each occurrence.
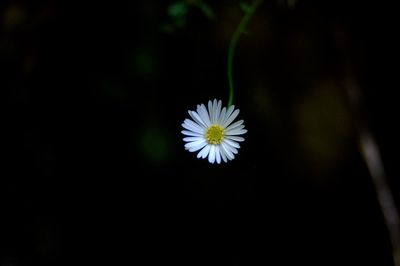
[140,127,172,163]
[195,1,215,20]
[168,2,188,18]
[163,0,215,32]
[240,2,252,13]
[133,50,156,78]
[174,17,187,28]
[164,1,189,31]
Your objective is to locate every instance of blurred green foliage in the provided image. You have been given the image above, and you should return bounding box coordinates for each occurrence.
[168,1,188,29]
[162,0,215,32]
[195,0,215,20]
[139,127,172,163]
[133,50,157,78]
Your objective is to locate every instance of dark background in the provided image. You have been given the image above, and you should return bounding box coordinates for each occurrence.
[1,0,398,265]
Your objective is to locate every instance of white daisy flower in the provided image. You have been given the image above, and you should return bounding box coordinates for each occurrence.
[181,99,247,164]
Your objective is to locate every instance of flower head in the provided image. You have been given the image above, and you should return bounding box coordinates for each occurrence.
[181,99,247,164]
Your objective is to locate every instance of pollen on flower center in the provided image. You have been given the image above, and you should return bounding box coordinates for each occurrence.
[205,124,225,145]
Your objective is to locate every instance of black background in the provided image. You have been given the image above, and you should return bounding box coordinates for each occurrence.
[2,0,398,265]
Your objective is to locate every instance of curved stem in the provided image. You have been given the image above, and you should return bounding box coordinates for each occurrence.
[227,0,264,107]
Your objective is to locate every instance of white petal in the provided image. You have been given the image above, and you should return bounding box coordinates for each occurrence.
[181,130,203,137]
[226,128,247,135]
[208,100,214,123]
[198,104,211,127]
[184,139,205,149]
[218,107,226,124]
[226,125,245,135]
[199,144,211,159]
[189,111,207,128]
[225,120,244,132]
[183,119,204,132]
[223,109,240,127]
[188,141,207,152]
[182,123,203,134]
[230,146,238,154]
[222,105,235,125]
[201,145,211,159]
[208,145,216,164]
[215,100,222,125]
[221,142,235,160]
[225,136,245,142]
[223,139,240,149]
[182,123,203,135]
[183,136,203,142]
[212,99,218,123]
[219,147,228,163]
[215,146,221,164]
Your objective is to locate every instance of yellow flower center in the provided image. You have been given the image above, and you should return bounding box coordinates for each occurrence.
[205,124,225,145]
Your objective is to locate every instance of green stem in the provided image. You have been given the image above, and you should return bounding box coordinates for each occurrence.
[227,0,264,107]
